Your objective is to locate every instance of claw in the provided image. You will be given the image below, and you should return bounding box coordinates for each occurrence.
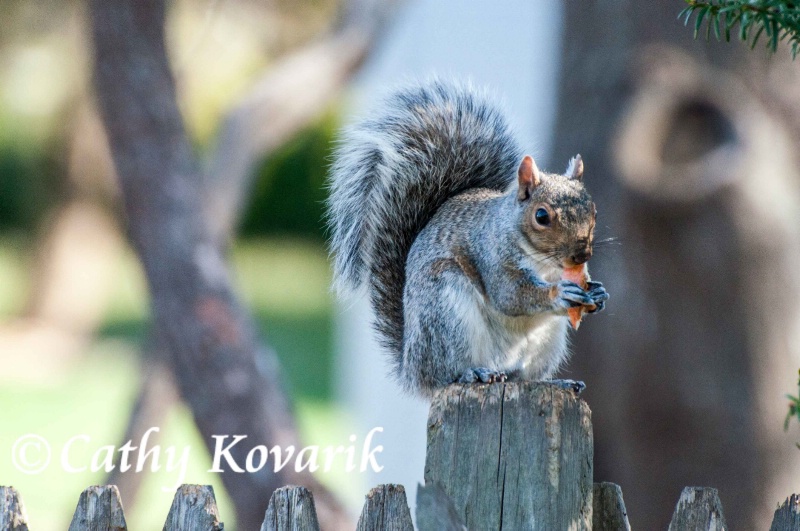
[457,367,507,384]
[587,300,605,313]
[586,280,603,290]
[547,379,586,395]
[588,288,609,301]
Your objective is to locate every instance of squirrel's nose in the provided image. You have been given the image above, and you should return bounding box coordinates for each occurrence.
[571,249,592,265]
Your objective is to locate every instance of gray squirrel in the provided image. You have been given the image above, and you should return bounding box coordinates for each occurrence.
[327,79,608,396]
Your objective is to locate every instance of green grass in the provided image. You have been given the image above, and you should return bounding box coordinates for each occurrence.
[0,342,143,529]
[232,238,335,401]
[0,235,360,529]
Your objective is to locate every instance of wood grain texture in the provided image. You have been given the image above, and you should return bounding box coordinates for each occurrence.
[415,482,466,531]
[668,487,727,531]
[356,484,413,531]
[0,487,29,531]
[68,485,127,531]
[770,494,800,531]
[423,382,593,530]
[163,485,223,531]
[593,482,631,531]
[261,486,321,531]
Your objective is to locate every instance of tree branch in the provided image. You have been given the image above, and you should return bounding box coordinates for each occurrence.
[204,0,401,243]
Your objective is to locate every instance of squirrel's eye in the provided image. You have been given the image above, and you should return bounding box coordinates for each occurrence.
[534,208,551,226]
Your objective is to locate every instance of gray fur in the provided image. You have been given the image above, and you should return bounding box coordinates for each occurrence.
[327,79,607,395]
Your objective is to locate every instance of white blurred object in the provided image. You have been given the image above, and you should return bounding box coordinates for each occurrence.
[333,0,563,517]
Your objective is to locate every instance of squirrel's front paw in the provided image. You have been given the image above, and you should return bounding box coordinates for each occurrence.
[585,280,609,313]
[554,280,593,310]
[457,367,507,384]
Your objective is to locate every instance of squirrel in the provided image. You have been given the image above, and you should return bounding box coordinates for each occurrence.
[327,79,608,397]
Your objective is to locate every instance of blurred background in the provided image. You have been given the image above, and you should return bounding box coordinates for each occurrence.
[1,0,799,529]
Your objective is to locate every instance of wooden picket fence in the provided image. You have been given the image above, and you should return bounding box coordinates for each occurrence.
[2,382,800,530]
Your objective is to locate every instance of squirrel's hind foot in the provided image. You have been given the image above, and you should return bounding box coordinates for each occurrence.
[457,367,508,384]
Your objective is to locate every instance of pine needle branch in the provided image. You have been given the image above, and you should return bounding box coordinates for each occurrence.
[680,0,800,58]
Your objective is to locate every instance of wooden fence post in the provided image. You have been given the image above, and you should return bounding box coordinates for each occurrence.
[0,487,29,531]
[593,482,631,531]
[68,485,127,531]
[261,486,320,531]
[416,483,465,531]
[668,487,727,531]
[163,484,223,531]
[770,493,800,531]
[356,484,413,531]
[420,382,593,530]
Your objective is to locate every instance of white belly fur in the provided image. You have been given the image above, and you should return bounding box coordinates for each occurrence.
[448,284,571,379]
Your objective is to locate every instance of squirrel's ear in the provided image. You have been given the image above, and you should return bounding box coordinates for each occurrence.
[517,155,541,200]
[566,154,584,181]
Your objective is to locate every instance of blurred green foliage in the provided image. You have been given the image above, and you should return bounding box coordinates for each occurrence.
[0,111,338,240]
[239,112,338,241]
[0,97,343,403]
[0,141,63,231]
[0,102,341,399]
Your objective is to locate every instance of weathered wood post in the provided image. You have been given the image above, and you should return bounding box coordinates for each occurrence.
[770,494,800,531]
[0,487,29,531]
[356,484,413,531]
[593,482,631,531]
[668,487,727,531]
[163,484,223,531]
[68,485,127,531]
[419,382,593,530]
[261,486,321,531]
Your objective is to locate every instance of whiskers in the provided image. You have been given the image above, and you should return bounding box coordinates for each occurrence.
[593,236,621,247]
[590,235,622,262]
[530,249,563,269]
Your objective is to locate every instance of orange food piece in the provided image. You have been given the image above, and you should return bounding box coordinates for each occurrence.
[562,263,596,330]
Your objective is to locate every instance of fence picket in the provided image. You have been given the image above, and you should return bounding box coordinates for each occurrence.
[668,487,727,531]
[163,484,223,531]
[592,482,630,531]
[260,485,320,531]
[68,485,127,531]
[770,493,800,531]
[0,486,29,531]
[356,484,413,531]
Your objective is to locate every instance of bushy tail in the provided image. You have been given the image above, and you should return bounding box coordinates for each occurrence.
[327,79,522,354]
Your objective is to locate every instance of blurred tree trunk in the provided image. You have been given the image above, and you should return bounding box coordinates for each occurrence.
[87,0,364,528]
[87,0,398,524]
[551,2,800,529]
